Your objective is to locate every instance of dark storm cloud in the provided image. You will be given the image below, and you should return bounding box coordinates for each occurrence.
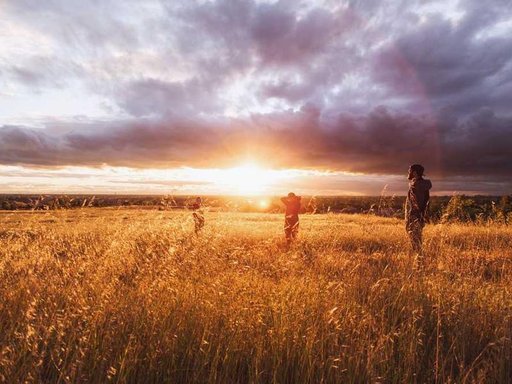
[0,126,62,165]
[374,1,512,114]
[1,106,511,180]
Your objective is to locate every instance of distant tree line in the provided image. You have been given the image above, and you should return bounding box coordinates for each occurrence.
[1,194,511,223]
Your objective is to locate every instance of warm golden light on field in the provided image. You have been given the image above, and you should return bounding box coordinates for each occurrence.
[2,208,512,383]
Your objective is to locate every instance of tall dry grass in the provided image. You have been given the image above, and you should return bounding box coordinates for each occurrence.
[0,209,511,383]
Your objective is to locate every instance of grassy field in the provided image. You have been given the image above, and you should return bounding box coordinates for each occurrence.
[1,209,511,383]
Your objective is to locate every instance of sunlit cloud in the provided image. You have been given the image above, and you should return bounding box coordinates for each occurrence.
[1,164,510,196]
[0,0,511,194]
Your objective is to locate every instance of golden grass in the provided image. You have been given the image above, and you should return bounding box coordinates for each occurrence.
[1,209,511,383]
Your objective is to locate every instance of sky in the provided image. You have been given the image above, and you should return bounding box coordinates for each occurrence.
[0,0,511,196]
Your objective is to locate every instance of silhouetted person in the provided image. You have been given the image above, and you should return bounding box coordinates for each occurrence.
[281,192,301,243]
[405,164,432,256]
[189,197,204,234]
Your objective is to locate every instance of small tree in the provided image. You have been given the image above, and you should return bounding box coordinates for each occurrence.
[496,195,511,224]
[441,195,476,223]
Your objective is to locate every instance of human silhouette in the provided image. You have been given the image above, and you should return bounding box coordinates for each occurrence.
[189,197,204,234]
[405,164,432,256]
[281,192,301,243]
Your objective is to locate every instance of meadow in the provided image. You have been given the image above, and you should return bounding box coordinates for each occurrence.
[1,209,511,383]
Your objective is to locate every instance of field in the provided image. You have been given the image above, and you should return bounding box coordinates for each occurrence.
[1,209,511,383]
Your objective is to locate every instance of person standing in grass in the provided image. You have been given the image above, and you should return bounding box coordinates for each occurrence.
[405,164,432,256]
[189,196,204,234]
[281,192,301,243]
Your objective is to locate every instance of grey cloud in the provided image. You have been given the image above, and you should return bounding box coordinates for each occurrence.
[1,0,157,91]
[0,126,65,166]
[6,56,83,88]
[105,0,359,117]
[5,0,512,117]
[114,78,222,117]
[259,79,314,103]
[0,106,510,180]
[374,2,512,114]
[5,0,143,50]
[249,4,346,65]
[172,0,350,66]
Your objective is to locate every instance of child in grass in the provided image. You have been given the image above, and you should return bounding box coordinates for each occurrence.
[281,192,301,243]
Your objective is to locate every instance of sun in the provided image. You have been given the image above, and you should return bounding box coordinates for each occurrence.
[220,163,278,195]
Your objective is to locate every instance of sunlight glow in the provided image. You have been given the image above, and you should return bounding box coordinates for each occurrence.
[217,164,279,195]
[0,164,370,195]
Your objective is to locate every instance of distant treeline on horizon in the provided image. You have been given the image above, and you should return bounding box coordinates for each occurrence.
[1,194,511,223]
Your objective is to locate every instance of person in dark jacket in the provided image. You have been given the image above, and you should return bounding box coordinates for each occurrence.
[405,164,432,255]
[281,192,301,243]
[189,197,204,234]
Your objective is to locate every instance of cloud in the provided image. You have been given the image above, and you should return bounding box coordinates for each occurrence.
[0,0,511,193]
[372,1,512,113]
[249,5,349,66]
[5,0,510,118]
[114,78,223,117]
[1,105,511,182]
